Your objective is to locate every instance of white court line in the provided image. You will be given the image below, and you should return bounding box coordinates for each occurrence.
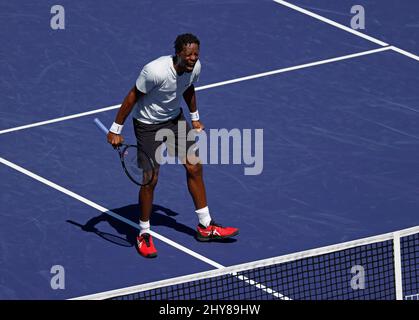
[0,46,391,136]
[389,46,419,62]
[0,156,223,269]
[273,0,388,46]
[195,46,391,90]
[0,105,121,135]
[0,155,289,300]
[273,0,419,63]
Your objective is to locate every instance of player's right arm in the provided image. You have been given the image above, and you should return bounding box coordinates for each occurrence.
[107,86,145,147]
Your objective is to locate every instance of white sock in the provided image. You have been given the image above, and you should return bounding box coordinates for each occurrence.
[139,220,150,236]
[195,206,212,227]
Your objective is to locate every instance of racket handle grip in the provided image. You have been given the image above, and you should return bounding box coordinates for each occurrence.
[94,118,109,135]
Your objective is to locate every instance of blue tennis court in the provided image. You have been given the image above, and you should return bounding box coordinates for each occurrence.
[1,0,418,300]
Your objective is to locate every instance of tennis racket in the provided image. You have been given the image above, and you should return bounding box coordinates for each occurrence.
[94,118,155,186]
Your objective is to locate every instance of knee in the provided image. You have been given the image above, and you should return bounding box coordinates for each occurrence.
[186,163,202,177]
[143,170,159,189]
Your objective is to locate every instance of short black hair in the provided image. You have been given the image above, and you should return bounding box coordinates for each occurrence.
[174,33,200,53]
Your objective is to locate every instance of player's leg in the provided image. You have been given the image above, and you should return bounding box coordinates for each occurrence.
[139,168,159,228]
[182,159,239,241]
[172,114,239,241]
[133,118,162,258]
[184,160,207,210]
[136,169,159,258]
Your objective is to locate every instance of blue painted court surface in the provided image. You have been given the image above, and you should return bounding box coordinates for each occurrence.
[1,0,418,299]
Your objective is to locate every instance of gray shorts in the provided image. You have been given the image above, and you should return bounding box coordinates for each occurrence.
[133,111,197,168]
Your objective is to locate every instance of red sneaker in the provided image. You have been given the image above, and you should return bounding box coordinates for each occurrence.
[136,233,157,258]
[196,221,239,241]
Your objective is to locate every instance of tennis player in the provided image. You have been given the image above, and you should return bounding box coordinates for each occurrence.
[107,34,238,258]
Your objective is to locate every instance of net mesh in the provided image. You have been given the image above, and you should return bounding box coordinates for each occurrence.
[73,227,418,300]
[111,240,397,300]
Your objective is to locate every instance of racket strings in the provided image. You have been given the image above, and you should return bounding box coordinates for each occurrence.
[121,146,154,185]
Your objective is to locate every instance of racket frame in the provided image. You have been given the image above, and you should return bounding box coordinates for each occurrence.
[94,118,155,187]
[116,144,155,186]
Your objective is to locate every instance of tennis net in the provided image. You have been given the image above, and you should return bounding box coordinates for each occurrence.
[73,225,418,300]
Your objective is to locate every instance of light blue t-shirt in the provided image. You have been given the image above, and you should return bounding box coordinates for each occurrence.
[133,55,201,124]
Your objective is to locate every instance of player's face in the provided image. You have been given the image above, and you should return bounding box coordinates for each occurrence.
[177,43,199,73]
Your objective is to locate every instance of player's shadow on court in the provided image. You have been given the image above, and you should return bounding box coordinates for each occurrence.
[67,204,199,247]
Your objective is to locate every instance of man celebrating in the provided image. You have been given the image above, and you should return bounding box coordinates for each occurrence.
[107,33,239,258]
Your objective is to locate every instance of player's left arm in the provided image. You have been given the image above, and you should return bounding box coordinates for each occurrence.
[183,84,204,131]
